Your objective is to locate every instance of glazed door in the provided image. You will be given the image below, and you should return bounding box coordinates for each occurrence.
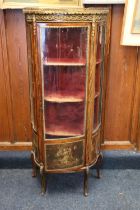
[37,23,90,140]
[93,24,105,132]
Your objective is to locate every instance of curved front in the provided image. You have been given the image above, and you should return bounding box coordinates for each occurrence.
[89,128,101,165]
[26,9,108,175]
[25,8,109,195]
[44,139,85,172]
[37,22,90,173]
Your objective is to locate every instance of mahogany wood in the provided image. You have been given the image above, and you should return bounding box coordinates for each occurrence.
[103,5,138,149]
[101,141,135,150]
[135,48,140,151]
[4,10,31,143]
[0,142,32,151]
[0,10,13,142]
[100,6,111,144]
[0,10,32,150]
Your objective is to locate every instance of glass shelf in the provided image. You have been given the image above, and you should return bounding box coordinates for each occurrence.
[43,58,86,66]
[43,66,86,103]
[44,101,85,138]
[44,92,84,103]
[45,126,83,137]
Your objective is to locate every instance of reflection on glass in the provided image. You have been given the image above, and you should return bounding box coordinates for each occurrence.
[39,24,88,139]
[93,25,105,130]
[45,102,85,137]
[94,97,100,129]
[95,63,101,97]
[44,66,85,102]
[42,27,87,65]
[96,26,103,62]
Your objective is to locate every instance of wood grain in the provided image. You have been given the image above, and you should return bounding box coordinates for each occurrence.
[101,141,135,150]
[4,10,31,142]
[135,47,140,151]
[104,5,138,142]
[0,142,32,151]
[0,10,13,141]
[130,47,140,147]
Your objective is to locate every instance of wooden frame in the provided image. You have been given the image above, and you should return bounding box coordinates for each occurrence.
[83,0,125,4]
[131,0,140,34]
[0,0,2,8]
[0,0,82,9]
[121,0,140,46]
[0,0,126,8]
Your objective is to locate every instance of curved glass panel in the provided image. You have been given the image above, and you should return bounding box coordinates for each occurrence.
[93,25,105,130]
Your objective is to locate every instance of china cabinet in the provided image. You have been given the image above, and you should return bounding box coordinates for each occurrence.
[24,7,109,196]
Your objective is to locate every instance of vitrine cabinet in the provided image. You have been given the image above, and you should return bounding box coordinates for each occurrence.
[24,8,109,196]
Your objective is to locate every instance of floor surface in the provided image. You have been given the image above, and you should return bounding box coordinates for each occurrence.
[0,151,140,210]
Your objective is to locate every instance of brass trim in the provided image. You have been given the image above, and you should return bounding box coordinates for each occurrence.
[44,135,85,142]
[24,8,109,15]
[24,8,109,23]
[93,123,101,134]
[45,153,101,173]
[31,150,44,174]
[40,25,89,28]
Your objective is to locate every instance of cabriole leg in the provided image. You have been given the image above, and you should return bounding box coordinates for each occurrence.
[31,152,37,177]
[40,171,46,195]
[96,153,103,179]
[84,167,89,197]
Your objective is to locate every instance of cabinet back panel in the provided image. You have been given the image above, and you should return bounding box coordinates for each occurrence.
[104,5,138,143]
[4,10,31,142]
[0,10,13,141]
[0,7,140,150]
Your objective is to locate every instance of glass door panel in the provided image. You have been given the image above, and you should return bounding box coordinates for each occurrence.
[95,63,101,97]
[93,63,101,130]
[38,24,88,139]
[43,27,87,65]
[96,26,102,62]
[93,25,105,131]
[93,97,100,129]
